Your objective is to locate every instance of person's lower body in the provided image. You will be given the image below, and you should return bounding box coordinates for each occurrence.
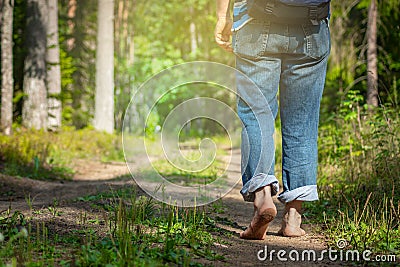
[232,17,330,239]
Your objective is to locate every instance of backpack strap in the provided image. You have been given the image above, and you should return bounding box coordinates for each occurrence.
[308,6,319,25]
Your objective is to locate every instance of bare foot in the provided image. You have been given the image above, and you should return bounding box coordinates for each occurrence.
[240,185,277,240]
[278,207,306,237]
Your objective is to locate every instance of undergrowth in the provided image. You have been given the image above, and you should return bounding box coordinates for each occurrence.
[0,189,224,266]
[0,126,124,180]
[304,100,400,258]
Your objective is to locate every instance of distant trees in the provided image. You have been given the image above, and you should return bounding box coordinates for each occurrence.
[94,0,115,133]
[1,0,399,134]
[2,0,62,132]
[1,0,14,135]
[324,0,399,114]
[64,0,97,129]
[1,0,233,134]
[114,0,135,131]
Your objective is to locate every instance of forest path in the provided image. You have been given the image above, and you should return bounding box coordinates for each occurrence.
[0,151,344,266]
[205,149,343,266]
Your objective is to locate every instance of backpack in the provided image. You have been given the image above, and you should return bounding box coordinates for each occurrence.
[247,0,330,25]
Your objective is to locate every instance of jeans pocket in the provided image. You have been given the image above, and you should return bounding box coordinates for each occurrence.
[233,20,270,59]
[301,19,331,60]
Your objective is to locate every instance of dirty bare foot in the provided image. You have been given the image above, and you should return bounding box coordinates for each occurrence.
[278,201,306,237]
[240,185,277,240]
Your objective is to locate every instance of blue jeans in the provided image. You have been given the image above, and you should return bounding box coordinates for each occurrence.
[233,18,330,203]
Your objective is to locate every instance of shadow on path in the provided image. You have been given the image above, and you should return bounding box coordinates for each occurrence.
[0,153,349,266]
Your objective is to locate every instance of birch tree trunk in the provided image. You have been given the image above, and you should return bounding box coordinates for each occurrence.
[189,7,197,57]
[46,0,62,130]
[22,0,48,130]
[366,0,378,107]
[94,0,115,133]
[1,0,14,135]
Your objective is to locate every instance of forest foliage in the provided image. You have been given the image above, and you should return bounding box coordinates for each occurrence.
[1,0,398,131]
[0,0,399,264]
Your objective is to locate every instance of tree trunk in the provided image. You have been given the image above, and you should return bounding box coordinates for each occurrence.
[46,0,62,130]
[67,0,77,51]
[115,0,123,57]
[189,7,197,57]
[0,0,4,26]
[366,0,378,107]
[22,0,48,130]
[1,0,14,135]
[94,0,115,133]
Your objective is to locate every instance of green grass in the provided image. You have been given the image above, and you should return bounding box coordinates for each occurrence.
[304,105,400,258]
[0,188,225,266]
[0,130,232,264]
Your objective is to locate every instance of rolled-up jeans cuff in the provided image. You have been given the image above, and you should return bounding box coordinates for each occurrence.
[240,173,279,202]
[277,185,319,203]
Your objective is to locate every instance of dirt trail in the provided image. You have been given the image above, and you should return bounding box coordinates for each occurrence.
[213,185,341,266]
[0,153,344,266]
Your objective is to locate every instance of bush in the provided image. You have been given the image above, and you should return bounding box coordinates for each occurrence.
[0,127,124,180]
[306,103,400,255]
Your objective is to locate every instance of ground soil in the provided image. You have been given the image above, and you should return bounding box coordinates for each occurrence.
[0,153,347,266]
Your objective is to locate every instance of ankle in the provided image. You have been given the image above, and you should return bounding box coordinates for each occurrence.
[285,200,303,213]
[285,208,301,223]
[256,184,272,193]
[280,207,305,236]
[254,186,271,204]
[253,185,276,213]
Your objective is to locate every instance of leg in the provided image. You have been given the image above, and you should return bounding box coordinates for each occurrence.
[235,55,281,202]
[233,20,281,239]
[277,19,330,235]
[277,55,328,236]
[240,185,277,240]
[278,52,329,203]
[235,55,280,239]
